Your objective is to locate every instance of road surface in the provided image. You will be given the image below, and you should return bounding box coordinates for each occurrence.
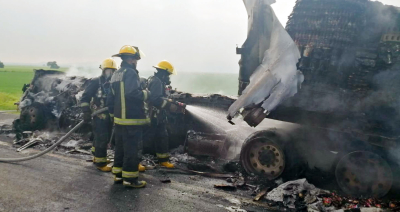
[0,112,273,212]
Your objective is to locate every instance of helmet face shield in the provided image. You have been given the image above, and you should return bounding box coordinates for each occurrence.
[137,48,146,59]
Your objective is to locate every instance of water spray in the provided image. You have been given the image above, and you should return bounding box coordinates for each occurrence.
[185,105,260,158]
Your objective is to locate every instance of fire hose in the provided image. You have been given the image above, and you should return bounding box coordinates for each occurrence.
[0,107,108,163]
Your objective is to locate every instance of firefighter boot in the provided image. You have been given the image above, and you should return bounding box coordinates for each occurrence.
[123,180,147,188]
[139,164,146,172]
[93,157,111,164]
[97,165,112,172]
[114,175,123,184]
[160,162,175,169]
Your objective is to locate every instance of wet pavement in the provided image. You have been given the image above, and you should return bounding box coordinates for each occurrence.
[0,111,273,212]
[0,111,17,125]
[0,142,273,212]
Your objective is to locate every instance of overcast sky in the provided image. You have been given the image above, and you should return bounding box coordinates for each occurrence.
[0,0,399,73]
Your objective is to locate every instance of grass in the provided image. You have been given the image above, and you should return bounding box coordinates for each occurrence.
[0,65,239,110]
[0,66,67,110]
[0,92,19,110]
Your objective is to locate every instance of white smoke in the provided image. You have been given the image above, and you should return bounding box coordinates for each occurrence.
[66,66,102,79]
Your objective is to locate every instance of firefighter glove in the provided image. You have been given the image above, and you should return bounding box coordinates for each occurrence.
[168,101,186,114]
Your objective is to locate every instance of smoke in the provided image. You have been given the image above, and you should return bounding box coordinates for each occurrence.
[280,2,400,129]
[66,66,102,79]
[359,1,399,44]
[19,92,53,109]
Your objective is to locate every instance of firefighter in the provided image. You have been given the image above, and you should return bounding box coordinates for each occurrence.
[145,60,186,168]
[81,58,117,172]
[107,45,150,188]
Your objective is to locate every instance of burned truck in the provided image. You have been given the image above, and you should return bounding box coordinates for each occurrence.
[15,70,88,135]
[12,0,400,198]
[235,0,400,198]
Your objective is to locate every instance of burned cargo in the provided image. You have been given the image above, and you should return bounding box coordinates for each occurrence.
[277,0,400,131]
[236,0,400,198]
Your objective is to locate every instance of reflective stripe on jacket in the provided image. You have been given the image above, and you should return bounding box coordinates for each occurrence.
[107,62,150,126]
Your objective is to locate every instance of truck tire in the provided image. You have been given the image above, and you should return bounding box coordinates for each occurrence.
[240,130,297,180]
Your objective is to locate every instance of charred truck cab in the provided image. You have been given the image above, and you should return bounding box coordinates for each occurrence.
[237,0,400,197]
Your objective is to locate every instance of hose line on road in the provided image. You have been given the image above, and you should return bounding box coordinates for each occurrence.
[0,107,108,163]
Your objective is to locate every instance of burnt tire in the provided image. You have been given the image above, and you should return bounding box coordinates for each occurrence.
[240,130,292,180]
[19,103,48,131]
[335,151,393,198]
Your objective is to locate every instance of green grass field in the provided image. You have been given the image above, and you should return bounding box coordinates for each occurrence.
[0,66,239,110]
[0,66,67,110]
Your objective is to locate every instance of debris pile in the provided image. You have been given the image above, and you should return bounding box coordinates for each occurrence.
[265,179,330,210]
[257,178,400,211]
[11,130,92,155]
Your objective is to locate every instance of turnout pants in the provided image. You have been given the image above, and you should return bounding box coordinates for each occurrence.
[92,114,112,167]
[144,119,170,162]
[112,125,142,183]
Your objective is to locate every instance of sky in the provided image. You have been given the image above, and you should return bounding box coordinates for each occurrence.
[0,0,399,73]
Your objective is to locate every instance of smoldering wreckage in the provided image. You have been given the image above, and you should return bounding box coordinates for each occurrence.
[1,0,400,211]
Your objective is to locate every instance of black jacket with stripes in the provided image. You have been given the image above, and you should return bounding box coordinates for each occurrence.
[80,76,110,112]
[107,62,150,126]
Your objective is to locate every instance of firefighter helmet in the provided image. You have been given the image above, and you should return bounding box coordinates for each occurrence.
[100,58,117,70]
[112,45,144,59]
[153,60,176,75]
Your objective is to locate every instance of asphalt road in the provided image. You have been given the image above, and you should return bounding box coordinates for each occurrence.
[0,137,273,212]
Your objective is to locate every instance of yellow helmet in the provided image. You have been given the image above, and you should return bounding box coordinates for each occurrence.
[153,60,176,75]
[112,45,144,59]
[100,58,117,70]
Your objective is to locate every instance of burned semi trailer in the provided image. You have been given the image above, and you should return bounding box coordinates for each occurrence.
[237,0,400,197]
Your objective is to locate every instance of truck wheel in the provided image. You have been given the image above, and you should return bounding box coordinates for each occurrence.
[240,130,286,180]
[335,151,393,198]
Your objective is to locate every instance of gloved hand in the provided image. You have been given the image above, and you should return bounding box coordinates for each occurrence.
[168,101,186,114]
[169,103,178,113]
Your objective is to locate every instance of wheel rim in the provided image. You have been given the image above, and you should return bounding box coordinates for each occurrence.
[242,137,285,180]
[335,151,393,198]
